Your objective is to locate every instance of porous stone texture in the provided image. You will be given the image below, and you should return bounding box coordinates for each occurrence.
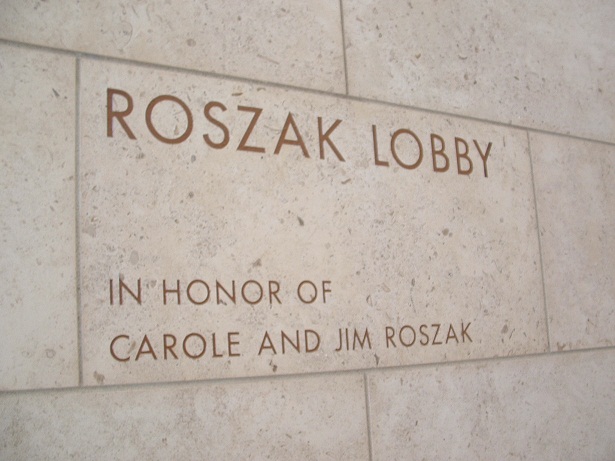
[343,0,615,143]
[0,374,368,460]
[79,58,545,386]
[0,1,613,459]
[531,133,615,351]
[0,44,78,390]
[0,0,345,93]
[368,349,615,460]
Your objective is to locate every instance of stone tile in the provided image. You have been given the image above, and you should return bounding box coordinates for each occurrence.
[344,0,615,143]
[368,349,615,460]
[0,374,368,460]
[0,44,78,390]
[531,133,615,351]
[79,57,545,386]
[0,0,345,93]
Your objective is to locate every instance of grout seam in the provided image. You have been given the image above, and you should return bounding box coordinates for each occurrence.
[74,56,84,386]
[527,131,552,352]
[1,38,614,148]
[339,0,350,96]
[2,344,614,397]
[363,373,374,461]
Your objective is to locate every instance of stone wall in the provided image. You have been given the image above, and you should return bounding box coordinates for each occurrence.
[1,1,614,459]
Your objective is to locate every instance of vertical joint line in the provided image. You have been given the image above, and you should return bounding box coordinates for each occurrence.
[363,373,374,461]
[527,131,551,352]
[339,0,350,95]
[75,56,84,386]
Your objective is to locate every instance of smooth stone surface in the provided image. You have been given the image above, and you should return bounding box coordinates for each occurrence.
[344,0,615,143]
[368,349,615,460]
[0,374,368,460]
[531,133,615,351]
[0,44,78,390]
[79,58,546,386]
[0,0,345,93]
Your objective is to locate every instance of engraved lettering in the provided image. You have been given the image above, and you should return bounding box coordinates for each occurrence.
[258,331,277,355]
[241,280,263,305]
[455,137,473,175]
[162,279,181,305]
[321,280,332,303]
[186,279,210,305]
[432,323,442,345]
[304,330,320,353]
[163,334,178,360]
[318,117,345,161]
[110,278,142,305]
[216,280,236,304]
[474,140,492,178]
[182,333,207,359]
[145,95,193,144]
[390,129,423,170]
[430,133,450,173]
[281,330,300,354]
[228,332,241,357]
[203,101,230,149]
[461,322,472,342]
[353,328,372,350]
[399,325,416,347]
[372,125,389,167]
[110,334,130,362]
[268,280,281,304]
[212,333,224,358]
[446,324,459,344]
[135,334,157,361]
[297,280,317,304]
[110,332,242,361]
[419,324,429,345]
[385,326,396,348]
[107,88,136,139]
[335,327,350,352]
[274,112,309,158]
[237,106,266,153]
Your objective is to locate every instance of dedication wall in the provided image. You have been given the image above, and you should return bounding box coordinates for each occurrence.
[1,1,614,460]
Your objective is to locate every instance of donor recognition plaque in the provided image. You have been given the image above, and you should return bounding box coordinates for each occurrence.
[79,60,547,386]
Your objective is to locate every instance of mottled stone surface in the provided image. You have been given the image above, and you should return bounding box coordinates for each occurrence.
[0,0,345,93]
[0,44,78,390]
[368,349,615,460]
[344,0,615,143]
[79,58,545,386]
[0,374,368,460]
[531,133,615,351]
[0,1,613,458]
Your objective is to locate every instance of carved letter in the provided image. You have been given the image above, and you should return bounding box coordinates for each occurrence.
[107,88,136,139]
[474,140,492,178]
[455,137,473,175]
[318,117,345,161]
[237,106,266,153]
[203,101,229,149]
[145,95,193,144]
[391,129,423,170]
[274,112,309,158]
[430,133,449,173]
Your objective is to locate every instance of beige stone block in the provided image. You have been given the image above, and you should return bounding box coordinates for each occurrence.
[531,133,615,350]
[0,0,345,93]
[0,374,368,460]
[368,349,615,460]
[0,44,78,390]
[0,45,78,389]
[79,58,545,386]
[344,0,615,143]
